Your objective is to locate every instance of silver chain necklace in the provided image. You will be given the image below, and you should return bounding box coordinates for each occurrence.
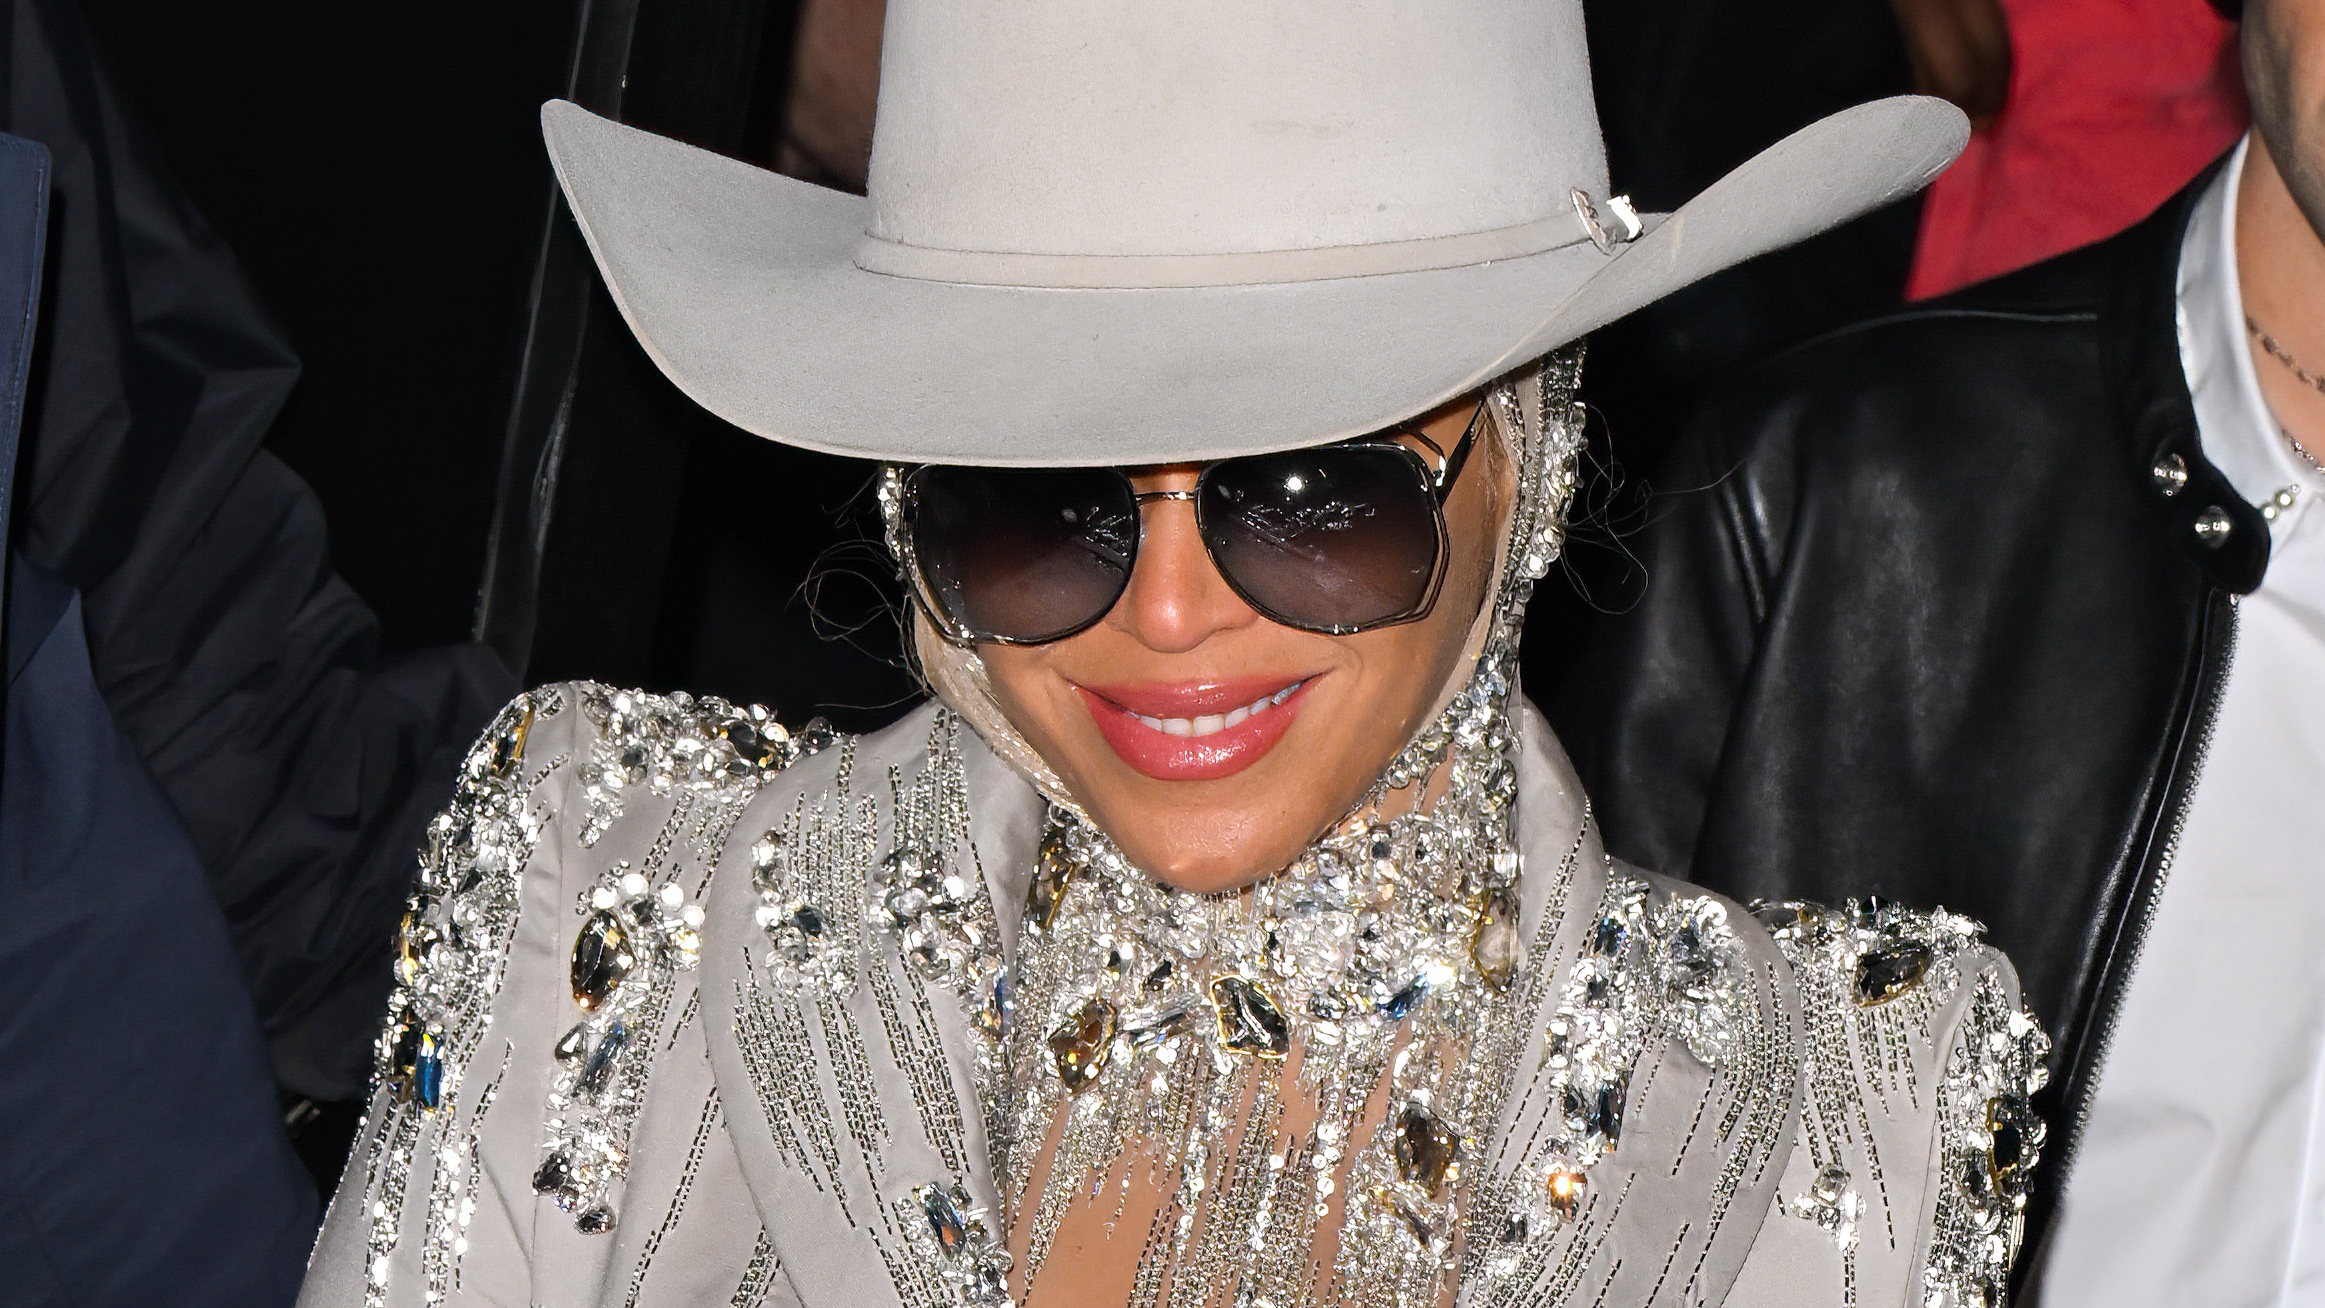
[2244,314,2325,478]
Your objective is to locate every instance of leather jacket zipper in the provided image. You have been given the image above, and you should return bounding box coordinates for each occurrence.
[2055,589,2239,1180]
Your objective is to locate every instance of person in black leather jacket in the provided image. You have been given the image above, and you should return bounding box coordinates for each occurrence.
[1550,0,2325,1296]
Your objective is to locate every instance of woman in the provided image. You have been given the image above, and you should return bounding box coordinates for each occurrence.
[301,4,2046,1306]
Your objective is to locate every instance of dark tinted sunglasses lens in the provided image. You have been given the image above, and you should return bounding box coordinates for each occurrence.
[1198,447,1440,632]
[909,466,1137,641]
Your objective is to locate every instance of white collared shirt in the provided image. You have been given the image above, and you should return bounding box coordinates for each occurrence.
[2034,136,2325,1306]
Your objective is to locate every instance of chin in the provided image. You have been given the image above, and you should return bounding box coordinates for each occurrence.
[1104,824,1307,895]
[1078,766,1353,895]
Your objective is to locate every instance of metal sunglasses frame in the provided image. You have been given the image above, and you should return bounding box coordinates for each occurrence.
[897,398,1488,646]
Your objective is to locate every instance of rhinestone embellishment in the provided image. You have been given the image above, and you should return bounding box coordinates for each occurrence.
[1209,974,1292,1059]
[531,688,821,1237]
[905,1182,1012,1306]
[363,691,557,1305]
[1047,996,1118,1092]
[534,860,709,1231]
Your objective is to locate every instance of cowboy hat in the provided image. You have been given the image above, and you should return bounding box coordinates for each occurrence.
[542,0,1967,468]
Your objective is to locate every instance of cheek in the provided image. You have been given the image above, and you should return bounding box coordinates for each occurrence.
[1339,524,1505,739]
[1441,447,1517,630]
[973,646,1070,739]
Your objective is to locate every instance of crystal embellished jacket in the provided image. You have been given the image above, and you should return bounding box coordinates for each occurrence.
[299,684,2048,1308]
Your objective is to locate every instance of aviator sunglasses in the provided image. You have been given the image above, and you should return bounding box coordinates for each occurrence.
[899,399,1486,645]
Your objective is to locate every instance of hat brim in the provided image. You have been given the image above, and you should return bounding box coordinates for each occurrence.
[543,95,1965,468]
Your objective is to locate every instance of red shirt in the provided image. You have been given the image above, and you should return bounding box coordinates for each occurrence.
[1907,0,2247,300]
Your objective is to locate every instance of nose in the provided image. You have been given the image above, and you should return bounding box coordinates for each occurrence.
[1108,471,1259,653]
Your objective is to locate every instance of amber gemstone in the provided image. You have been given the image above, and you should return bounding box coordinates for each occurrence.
[1394,1102,1461,1199]
[489,704,535,777]
[1211,975,1291,1058]
[571,910,636,1010]
[1025,829,1080,932]
[1471,884,1523,990]
[1047,997,1118,1092]
[1855,941,1932,1006]
[1546,1167,1587,1219]
[389,1017,426,1102]
[395,911,430,985]
[1985,1094,2044,1198]
[1381,1188,1440,1250]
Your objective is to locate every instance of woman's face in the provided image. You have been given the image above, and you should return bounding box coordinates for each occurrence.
[977,396,1516,893]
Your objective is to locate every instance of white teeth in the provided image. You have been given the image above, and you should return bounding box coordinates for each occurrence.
[1129,680,1304,739]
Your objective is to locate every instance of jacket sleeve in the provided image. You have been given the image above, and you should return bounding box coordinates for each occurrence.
[298,685,804,1308]
[1724,903,2050,1308]
[1,0,518,1099]
[1544,394,1800,881]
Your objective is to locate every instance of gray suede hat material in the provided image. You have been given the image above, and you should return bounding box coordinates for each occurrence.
[542,0,1969,468]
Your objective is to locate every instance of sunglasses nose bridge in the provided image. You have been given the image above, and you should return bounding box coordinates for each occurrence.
[1107,487,1262,653]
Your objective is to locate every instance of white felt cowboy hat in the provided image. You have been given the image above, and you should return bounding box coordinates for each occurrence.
[541,0,1967,468]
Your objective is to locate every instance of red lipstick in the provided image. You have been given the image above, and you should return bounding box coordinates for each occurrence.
[1075,675,1316,781]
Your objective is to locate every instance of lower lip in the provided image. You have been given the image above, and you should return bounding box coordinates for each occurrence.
[1078,680,1315,781]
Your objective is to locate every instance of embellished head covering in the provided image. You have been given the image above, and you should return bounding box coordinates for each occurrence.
[885,347,1587,821]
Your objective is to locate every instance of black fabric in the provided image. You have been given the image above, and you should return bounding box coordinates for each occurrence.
[1546,162,2262,1260]
[1575,0,1921,475]
[0,559,314,1307]
[1524,0,1925,700]
[0,129,39,652]
[1,0,514,1100]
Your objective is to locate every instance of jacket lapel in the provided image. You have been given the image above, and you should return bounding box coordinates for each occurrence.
[703,706,1040,1307]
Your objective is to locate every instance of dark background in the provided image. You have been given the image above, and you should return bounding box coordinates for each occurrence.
[76,0,566,651]
[72,0,922,740]
[67,0,1918,721]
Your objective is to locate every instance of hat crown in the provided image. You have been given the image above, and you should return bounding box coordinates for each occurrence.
[862,0,1607,272]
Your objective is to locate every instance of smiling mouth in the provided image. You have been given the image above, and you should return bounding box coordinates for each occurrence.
[1075,675,1319,781]
[1124,681,1306,739]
